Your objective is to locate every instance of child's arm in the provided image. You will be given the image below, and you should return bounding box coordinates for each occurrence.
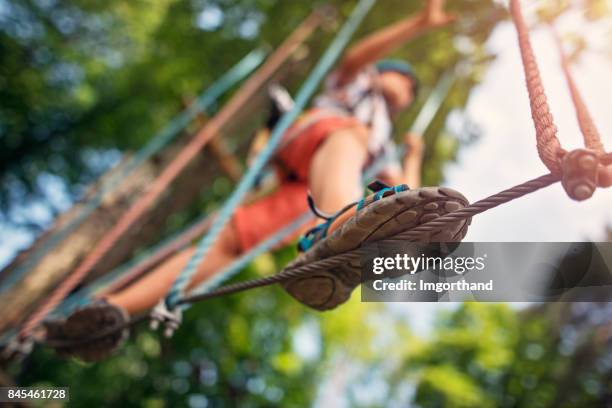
[376,133,424,188]
[336,0,455,84]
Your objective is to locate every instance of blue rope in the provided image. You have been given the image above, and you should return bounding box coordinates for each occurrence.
[165,0,377,308]
[0,49,265,294]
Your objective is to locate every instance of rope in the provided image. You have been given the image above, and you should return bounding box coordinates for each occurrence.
[179,251,361,306]
[18,11,323,341]
[510,0,565,174]
[551,26,605,153]
[0,49,264,294]
[394,173,560,240]
[410,71,456,137]
[164,0,377,308]
[34,172,563,351]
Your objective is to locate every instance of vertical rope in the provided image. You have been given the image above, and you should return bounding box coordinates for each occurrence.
[510,0,565,174]
[551,26,605,153]
[164,0,377,308]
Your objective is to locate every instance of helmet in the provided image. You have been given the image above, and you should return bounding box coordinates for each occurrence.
[376,59,419,98]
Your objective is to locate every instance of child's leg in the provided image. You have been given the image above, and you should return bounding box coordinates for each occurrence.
[96,126,369,317]
[308,127,369,214]
[103,180,310,315]
[105,223,240,315]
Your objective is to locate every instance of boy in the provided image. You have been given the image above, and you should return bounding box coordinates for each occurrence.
[47,0,470,361]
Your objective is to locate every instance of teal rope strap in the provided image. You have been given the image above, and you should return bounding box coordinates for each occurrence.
[0,49,265,294]
[409,70,455,136]
[165,0,376,308]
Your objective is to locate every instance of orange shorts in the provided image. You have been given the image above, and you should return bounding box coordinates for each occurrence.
[232,110,361,251]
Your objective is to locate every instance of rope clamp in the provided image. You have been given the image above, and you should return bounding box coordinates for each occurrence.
[560,149,600,201]
[150,300,182,338]
[1,337,34,362]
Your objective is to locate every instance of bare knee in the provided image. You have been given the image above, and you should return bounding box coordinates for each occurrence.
[308,128,369,212]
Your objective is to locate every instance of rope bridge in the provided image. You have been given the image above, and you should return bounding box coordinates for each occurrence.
[5,0,612,355]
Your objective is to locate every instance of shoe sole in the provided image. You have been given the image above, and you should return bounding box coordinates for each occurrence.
[49,302,129,362]
[281,187,470,310]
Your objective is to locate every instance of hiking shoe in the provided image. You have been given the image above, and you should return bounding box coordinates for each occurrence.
[282,182,470,310]
[44,300,129,362]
